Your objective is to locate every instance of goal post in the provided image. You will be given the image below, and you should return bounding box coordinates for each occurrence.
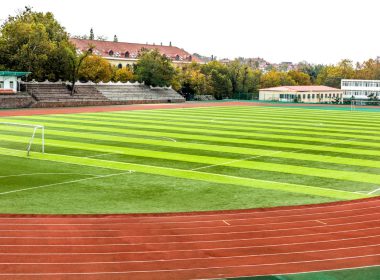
[0,122,44,156]
[350,99,380,111]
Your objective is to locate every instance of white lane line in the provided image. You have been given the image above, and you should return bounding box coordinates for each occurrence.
[0,205,379,227]
[222,220,230,226]
[0,219,380,236]
[0,171,134,196]
[0,254,379,276]
[190,137,357,171]
[0,197,377,220]
[0,223,378,240]
[2,229,379,248]
[1,243,379,265]
[2,234,379,255]
[315,220,327,225]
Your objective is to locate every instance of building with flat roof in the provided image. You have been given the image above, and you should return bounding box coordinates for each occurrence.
[70,39,202,69]
[341,79,380,100]
[0,71,30,94]
[259,85,343,103]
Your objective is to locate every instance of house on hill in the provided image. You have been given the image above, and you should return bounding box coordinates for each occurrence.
[70,38,202,69]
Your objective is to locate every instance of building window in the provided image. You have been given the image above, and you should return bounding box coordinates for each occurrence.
[118,63,122,69]
[175,54,180,61]
[108,50,114,56]
[312,94,315,99]
[125,51,130,58]
[9,81,14,89]
[0,81,3,88]
[307,94,310,99]
[303,94,305,99]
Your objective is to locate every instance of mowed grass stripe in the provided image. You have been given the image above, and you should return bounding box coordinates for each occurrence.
[180,106,380,126]
[3,133,380,187]
[118,106,380,133]
[101,107,380,136]
[4,117,380,160]
[0,147,367,200]
[15,111,380,143]
[2,125,380,170]
[48,112,380,145]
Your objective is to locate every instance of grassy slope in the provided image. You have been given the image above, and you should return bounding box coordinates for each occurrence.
[0,105,378,213]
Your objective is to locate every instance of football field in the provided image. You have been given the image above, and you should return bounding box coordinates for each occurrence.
[0,104,379,214]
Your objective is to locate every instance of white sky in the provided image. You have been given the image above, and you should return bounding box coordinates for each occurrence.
[1,0,379,64]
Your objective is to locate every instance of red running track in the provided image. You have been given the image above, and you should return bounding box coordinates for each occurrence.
[0,197,379,279]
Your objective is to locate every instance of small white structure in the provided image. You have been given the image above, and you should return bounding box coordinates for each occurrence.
[259,85,343,103]
[341,79,380,100]
[0,71,30,93]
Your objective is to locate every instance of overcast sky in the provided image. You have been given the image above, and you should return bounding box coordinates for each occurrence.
[1,0,379,64]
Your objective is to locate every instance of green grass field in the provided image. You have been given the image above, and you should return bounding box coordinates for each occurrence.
[0,105,379,214]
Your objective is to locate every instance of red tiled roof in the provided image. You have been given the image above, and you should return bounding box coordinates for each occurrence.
[260,85,342,92]
[70,38,202,63]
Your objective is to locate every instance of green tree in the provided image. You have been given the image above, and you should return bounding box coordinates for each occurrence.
[316,59,355,88]
[78,55,113,83]
[0,7,74,81]
[288,70,311,85]
[135,49,176,87]
[178,62,208,98]
[201,61,232,99]
[113,67,135,82]
[260,70,296,88]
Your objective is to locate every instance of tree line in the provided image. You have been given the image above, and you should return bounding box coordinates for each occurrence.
[1,8,380,99]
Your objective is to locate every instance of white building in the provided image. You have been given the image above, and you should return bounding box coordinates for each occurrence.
[259,85,343,103]
[341,79,380,100]
[0,71,30,93]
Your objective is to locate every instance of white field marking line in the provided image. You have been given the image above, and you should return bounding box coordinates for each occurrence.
[0,173,98,179]
[1,147,365,198]
[1,222,378,239]
[2,243,380,265]
[0,253,379,276]
[368,187,380,195]
[3,234,380,255]
[0,197,377,221]
[0,215,380,239]
[0,171,134,196]
[206,264,380,280]
[159,136,177,142]
[190,137,358,171]
[85,152,118,158]
[1,204,379,228]
[315,220,327,225]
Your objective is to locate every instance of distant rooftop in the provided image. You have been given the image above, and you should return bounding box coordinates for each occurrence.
[70,38,202,63]
[0,71,31,77]
[260,85,342,92]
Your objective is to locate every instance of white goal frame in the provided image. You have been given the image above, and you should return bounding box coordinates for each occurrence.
[350,99,380,111]
[0,122,44,156]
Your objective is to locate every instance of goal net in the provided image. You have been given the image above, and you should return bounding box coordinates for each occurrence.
[0,122,44,156]
[350,99,380,111]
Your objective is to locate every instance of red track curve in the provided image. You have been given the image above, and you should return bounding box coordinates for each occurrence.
[0,197,379,279]
[1,103,380,279]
